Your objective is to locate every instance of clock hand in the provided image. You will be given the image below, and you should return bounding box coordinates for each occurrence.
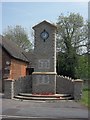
[43,33,47,37]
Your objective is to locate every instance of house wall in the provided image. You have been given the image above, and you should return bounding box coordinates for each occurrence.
[2,48,29,92]
[2,48,11,92]
[10,59,28,80]
[0,46,2,92]
[2,48,28,80]
[2,48,11,79]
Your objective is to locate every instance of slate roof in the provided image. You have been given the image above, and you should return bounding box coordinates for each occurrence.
[0,36,29,63]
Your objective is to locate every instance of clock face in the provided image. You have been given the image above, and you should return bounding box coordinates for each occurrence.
[40,29,49,41]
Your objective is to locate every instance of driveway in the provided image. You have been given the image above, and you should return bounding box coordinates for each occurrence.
[0,93,89,120]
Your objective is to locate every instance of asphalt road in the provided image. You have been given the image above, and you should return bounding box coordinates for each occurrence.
[0,93,89,120]
[1,118,88,120]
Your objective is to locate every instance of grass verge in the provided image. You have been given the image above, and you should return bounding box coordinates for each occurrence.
[80,87,89,108]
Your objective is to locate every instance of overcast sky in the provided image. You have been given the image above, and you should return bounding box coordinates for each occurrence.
[0,1,88,40]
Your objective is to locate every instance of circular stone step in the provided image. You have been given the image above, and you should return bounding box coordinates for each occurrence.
[14,93,74,101]
[18,93,71,97]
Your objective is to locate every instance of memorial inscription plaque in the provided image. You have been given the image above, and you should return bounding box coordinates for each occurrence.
[38,59,50,69]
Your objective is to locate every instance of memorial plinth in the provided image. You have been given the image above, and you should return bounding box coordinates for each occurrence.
[32,20,57,94]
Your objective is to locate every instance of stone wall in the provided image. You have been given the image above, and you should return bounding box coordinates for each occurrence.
[74,79,83,100]
[4,75,32,98]
[56,75,74,95]
[4,75,83,100]
[4,79,14,99]
[56,75,83,100]
[14,75,32,96]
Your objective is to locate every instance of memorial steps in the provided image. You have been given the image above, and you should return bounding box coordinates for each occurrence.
[14,93,74,101]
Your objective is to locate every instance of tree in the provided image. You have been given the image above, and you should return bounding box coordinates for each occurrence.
[75,54,88,79]
[3,25,33,51]
[56,13,88,78]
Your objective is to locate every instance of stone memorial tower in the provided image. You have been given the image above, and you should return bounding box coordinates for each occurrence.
[32,20,57,94]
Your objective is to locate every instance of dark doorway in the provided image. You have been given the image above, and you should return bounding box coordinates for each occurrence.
[26,68,34,75]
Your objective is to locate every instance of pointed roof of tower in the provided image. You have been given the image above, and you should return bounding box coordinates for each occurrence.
[33,20,57,29]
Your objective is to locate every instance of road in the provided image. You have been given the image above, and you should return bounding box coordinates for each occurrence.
[0,93,89,120]
[1,118,88,120]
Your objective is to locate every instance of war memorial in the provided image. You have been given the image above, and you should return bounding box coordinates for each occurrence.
[4,20,83,100]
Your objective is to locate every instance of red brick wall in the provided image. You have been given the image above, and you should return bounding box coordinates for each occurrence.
[2,48,28,80]
[10,59,28,79]
[2,48,29,92]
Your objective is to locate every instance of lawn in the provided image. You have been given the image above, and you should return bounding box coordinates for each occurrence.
[80,86,89,107]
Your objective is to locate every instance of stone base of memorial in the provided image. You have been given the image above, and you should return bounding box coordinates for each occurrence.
[32,72,57,94]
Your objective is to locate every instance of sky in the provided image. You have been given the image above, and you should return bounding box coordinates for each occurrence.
[0,1,88,40]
